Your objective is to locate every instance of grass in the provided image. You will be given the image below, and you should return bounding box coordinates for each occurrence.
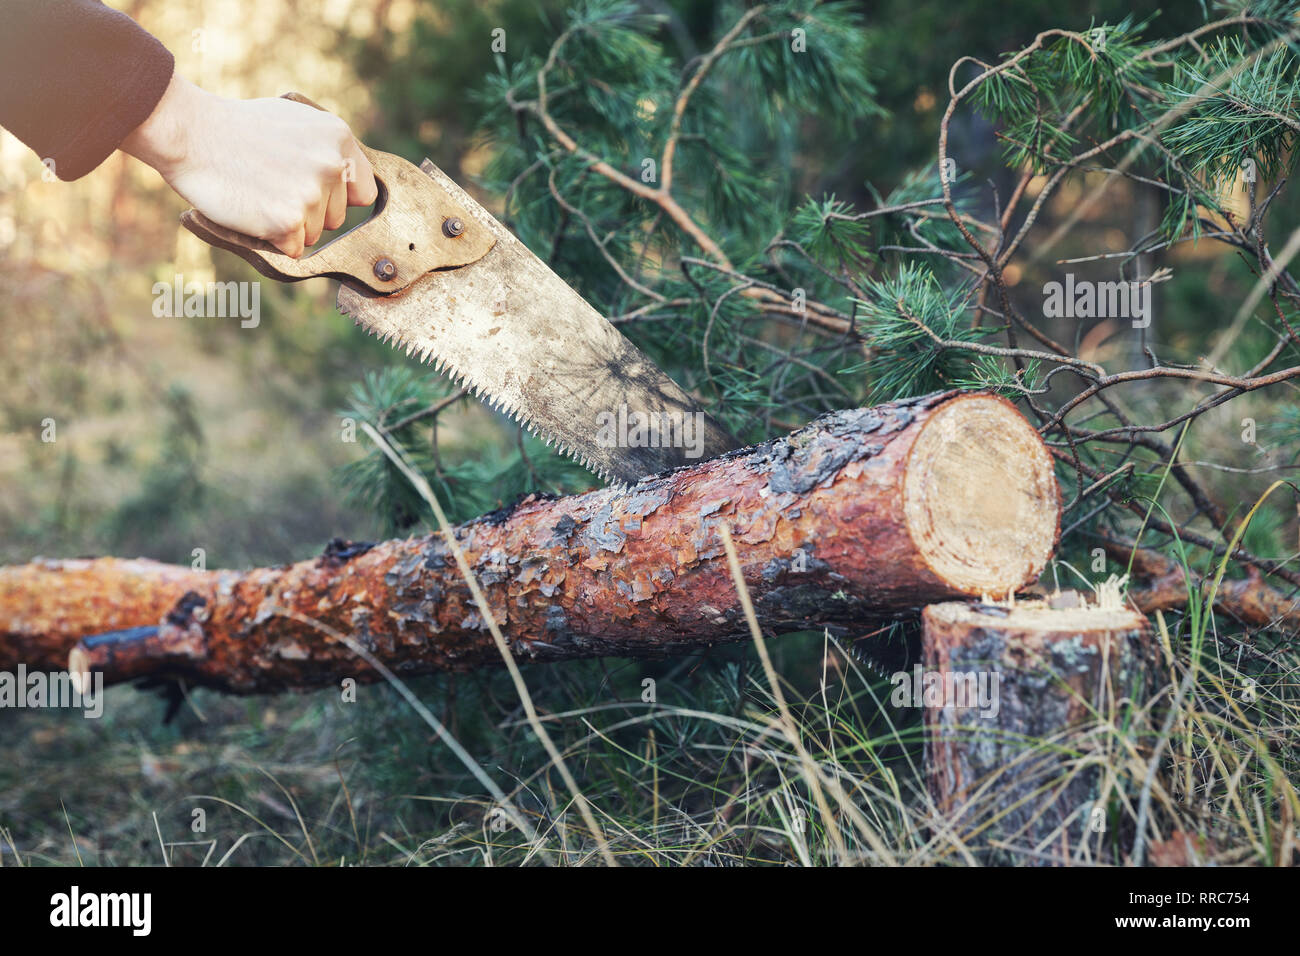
[4,538,1297,865]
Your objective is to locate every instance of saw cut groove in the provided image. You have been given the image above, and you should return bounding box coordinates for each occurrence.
[0,391,1061,692]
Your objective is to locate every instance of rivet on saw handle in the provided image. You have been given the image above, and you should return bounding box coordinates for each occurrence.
[178,93,495,295]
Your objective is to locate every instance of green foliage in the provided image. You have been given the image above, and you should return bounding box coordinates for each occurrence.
[337,368,486,532]
[101,385,206,555]
[337,367,598,532]
[343,1,1300,571]
[790,195,874,272]
[1263,404,1300,463]
[849,264,985,401]
[1162,36,1300,190]
[974,17,1156,173]
[954,354,1043,395]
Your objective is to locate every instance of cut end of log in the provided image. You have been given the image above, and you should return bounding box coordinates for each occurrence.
[903,395,1059,598]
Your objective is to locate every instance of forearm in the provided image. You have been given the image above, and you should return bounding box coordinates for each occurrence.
[119,74,209,177]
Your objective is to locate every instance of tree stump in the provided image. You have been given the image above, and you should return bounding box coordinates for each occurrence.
[921,598,1154,865]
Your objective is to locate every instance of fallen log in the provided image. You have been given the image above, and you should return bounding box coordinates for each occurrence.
[0,391,1061,693]
[923,598,1154,865]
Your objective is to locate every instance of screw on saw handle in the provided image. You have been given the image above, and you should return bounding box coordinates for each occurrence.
[179,92,495,295]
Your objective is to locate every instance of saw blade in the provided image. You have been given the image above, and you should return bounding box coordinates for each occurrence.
[337,160,740,485]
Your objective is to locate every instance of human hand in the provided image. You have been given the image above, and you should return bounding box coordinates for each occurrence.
[122,75,378,258]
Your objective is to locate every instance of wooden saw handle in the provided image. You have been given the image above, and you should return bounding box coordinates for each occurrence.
[179,93,494,295]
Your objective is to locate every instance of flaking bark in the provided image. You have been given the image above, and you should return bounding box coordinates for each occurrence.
[0,392,1060,693]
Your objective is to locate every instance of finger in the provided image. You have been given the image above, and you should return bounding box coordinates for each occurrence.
[270,223,306,259]
[303,193,328,248]
[323,178,347,232]
[343,140,378,206]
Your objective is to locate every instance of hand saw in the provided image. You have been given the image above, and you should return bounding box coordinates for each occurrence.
[179,93,739,486]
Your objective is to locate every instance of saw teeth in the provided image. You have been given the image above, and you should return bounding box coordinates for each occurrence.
[353,315,622,486]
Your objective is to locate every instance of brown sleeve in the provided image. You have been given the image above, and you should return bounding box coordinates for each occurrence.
[0,0,175,180]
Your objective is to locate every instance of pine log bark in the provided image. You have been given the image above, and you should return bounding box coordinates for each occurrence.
[0,558,210,674]
[0,391,1061,693]
[922,598,1154,865]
